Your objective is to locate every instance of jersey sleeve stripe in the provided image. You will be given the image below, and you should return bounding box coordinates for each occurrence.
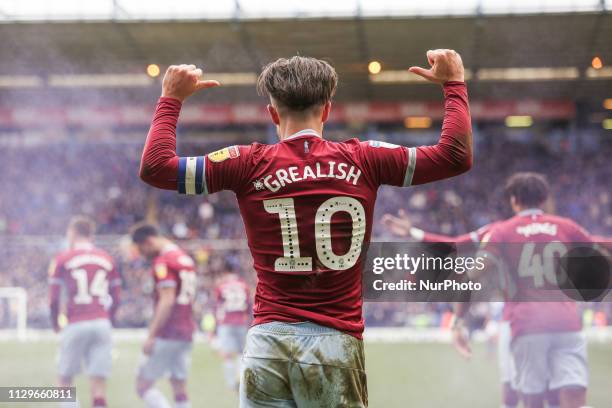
[178,156,207,195]
[177,157,187,194]
[403,147,417,187]
[195,156,205,195]
[185,157,198,195]
[202,155,208,194]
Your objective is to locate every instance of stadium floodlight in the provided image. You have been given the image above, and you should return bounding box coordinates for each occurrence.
[368,61,382,75]
[591,56,603,70]
[477,67,579,81]
[146,64,161,78]
[0,287,27,341]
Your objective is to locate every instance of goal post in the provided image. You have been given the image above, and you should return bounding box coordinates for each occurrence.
[0,287,27,341]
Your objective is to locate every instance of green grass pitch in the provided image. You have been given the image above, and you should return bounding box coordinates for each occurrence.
[0,340,610,407]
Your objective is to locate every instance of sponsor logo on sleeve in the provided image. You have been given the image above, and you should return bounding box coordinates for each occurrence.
[208,146,240,163]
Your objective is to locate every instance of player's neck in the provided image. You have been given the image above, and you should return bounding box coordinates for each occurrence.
[70,238,92,250]
[515,206,544,216]
[278,119,323,141]
[157,237,175,252]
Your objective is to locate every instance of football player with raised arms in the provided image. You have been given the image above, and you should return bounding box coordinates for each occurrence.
[453,173,596,408]
[139,50,473,406]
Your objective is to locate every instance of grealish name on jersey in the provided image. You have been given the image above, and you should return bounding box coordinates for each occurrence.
[255,161,362,193]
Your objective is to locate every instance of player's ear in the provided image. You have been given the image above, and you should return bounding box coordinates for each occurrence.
[267,104,280,125]
[510,195,519,212]
[321,101,332,123]
[544,197,556,214]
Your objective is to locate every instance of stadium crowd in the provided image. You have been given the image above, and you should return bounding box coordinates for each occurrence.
[1,129,611,329]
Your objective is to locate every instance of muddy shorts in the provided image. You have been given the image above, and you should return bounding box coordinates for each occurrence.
[240,321,367,408]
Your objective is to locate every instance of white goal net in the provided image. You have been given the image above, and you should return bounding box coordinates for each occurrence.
[0,287,27,341]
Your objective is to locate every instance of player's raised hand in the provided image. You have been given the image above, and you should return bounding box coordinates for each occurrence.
[409,49,465,84]
[381,209,413,237]
[161,64,221,101]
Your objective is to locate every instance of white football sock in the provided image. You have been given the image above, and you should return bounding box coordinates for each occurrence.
[142,388,171,408]
[59,399,79,408]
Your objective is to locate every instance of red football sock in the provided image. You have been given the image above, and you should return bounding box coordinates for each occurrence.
[93,397,106,407]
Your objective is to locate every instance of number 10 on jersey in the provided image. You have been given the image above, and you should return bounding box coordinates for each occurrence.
[264,197,366,272]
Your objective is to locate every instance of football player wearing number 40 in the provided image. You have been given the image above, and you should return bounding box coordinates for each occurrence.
[131,223,197,408]
[139,50,472,407]
[453,173,600,408]
[48,216,121,408]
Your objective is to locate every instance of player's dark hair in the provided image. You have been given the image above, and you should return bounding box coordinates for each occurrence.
[257,56,338,113]
[504,172,550,207]
[130,223,160,244]
[68,215,95,238]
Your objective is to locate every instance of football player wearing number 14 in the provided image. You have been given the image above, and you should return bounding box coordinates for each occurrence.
[131,224,197,408]
[48,216,121,408]
[139,50,472,407]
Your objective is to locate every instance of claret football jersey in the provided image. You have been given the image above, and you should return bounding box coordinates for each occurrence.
[140,81,472,338]
[479,209,592,338]
[178,132,416,338]
[49,243,120,323]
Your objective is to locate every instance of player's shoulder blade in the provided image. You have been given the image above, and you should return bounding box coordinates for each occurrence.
[91,246,114,260]
[543,213,590,238]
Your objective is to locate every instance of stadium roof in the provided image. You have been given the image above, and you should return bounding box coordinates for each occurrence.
[0,3,610,113]
[1,0,611,21]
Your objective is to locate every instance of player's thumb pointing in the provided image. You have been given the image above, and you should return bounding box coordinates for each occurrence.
[409,66,434,81]
[196,80,221,90]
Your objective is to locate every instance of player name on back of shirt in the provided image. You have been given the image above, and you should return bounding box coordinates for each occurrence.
[253,161,362,192]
